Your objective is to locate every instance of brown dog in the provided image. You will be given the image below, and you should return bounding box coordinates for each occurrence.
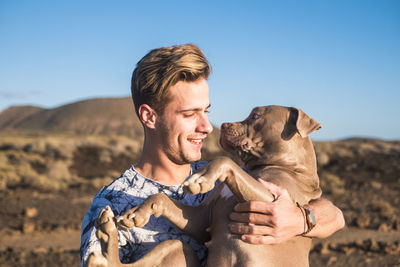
[89,105,322,267]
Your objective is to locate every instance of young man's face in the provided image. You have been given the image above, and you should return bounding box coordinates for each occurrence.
[155,78,213,165]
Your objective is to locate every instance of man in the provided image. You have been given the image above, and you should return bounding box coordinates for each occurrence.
[80,44,345,266]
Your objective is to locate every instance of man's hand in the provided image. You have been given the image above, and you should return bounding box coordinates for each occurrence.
[228,179,304,244]
[229,179,345,244]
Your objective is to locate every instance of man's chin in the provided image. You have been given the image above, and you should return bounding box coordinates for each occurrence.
[187,154,202,163]
[173,151,202,165]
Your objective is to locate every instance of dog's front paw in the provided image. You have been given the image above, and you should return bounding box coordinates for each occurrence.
[85,251,108,267]
[117,204,154,229]
[116,207,137,229]
[95,206,117,243]
[183,173,214,194]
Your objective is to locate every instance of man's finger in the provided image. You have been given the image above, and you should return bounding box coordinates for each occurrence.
[233,201,273,213]
[229,223,274,236]
[241,234,277,245]
[229,212,273,225]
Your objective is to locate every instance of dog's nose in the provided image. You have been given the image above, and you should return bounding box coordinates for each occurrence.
[221,123,231,130]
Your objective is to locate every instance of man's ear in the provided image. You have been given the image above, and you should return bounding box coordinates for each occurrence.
[138,104,157,129]
[293,107,322,138]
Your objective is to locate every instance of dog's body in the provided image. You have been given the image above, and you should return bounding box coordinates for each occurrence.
[88,105,322,267]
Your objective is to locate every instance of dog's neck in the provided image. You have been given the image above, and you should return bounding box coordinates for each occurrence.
[247,162,321,203]
[244,138,318,179]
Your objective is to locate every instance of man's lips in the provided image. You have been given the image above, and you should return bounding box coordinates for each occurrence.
[188,137,205,145]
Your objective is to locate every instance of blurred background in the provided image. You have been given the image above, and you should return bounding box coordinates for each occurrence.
[0,1,399,266]
[1,0,399,140]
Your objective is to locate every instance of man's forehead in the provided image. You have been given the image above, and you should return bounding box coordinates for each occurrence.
[167,79,210,110]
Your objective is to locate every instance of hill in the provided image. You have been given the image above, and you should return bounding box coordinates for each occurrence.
[0,106,45,129]
[0,97,144,136]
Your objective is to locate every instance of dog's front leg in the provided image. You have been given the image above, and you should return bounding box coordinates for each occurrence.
[117,193,212,243]
[184,156,274,203]
[117,193,167,229]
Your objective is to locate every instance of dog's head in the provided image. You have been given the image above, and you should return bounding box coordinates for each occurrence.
[219,105,321,171]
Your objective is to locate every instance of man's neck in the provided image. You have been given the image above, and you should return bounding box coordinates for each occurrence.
[134,153,192,186]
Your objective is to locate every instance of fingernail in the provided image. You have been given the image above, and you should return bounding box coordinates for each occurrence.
[129,213,135,219]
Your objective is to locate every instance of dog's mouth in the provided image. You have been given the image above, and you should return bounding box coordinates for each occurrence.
[220,123,256,162]
[220,135,244,154]
[220,122,265,166]
[219,124,247,151]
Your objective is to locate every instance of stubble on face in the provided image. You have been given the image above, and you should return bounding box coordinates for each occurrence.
[158,120,198,165]
[155,79,212,165]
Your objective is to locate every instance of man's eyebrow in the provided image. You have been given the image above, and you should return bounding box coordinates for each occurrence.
[177,104,211,113]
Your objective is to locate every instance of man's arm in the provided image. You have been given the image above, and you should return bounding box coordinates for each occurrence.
[228,179,345,244]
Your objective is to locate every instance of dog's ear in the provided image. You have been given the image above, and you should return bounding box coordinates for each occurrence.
[293,107,322,138]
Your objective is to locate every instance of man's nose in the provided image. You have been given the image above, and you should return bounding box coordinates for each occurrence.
[197,113,213,134]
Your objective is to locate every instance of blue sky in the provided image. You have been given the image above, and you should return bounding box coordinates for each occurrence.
[1,0,399,140]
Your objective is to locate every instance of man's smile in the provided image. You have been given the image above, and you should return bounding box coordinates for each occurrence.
[187,137,206,146]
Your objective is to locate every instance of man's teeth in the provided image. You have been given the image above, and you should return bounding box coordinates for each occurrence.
[190,139,202,144]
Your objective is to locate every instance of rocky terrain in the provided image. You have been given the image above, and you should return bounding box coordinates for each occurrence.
[0,98,399,266]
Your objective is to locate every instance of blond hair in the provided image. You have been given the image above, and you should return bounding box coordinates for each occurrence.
[131,44,211,116]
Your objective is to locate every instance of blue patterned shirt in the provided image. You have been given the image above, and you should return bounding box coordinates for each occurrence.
[80,161,210,266]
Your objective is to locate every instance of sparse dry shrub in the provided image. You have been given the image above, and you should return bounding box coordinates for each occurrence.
[89,177,114,190]
[335,147,355,159]
[25,173,68,191]
[316,152,330,166]
[314,142,335,157]
[354,213,371,228]
[17,158,68,191]
[319,171,345,195]
[369,199,395,218]
[99,149,112,163]
[16,161,41,188]
[0,135,146,191]
[23,139,47,154]
[0,162,21,189]
[358,142,380,154]
[46,160,71,181]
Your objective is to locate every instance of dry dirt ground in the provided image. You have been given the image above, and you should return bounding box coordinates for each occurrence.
[0,137,399,266]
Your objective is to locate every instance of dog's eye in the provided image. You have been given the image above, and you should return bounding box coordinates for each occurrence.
[252,113,261,120]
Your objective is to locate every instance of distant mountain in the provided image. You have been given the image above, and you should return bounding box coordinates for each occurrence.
[0,105,45,129]
[0,97,144,136]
